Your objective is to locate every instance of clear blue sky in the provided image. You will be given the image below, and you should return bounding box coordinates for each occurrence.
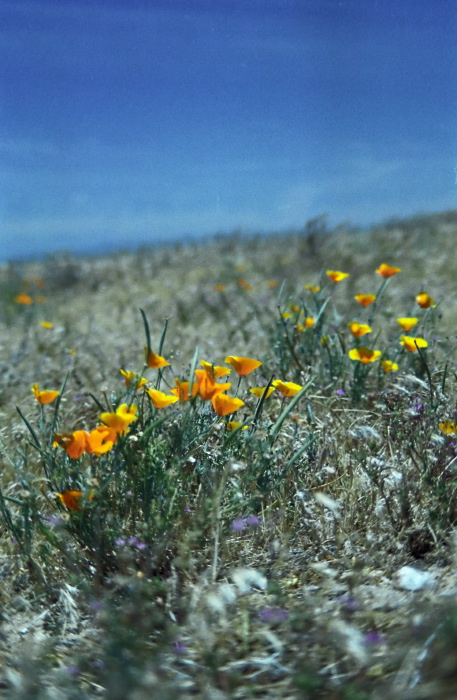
[1,0,456,260]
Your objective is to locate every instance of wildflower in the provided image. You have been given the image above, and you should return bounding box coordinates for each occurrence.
[348,322,372,338]
[354,294,376,307]
[226,421,248,431]
[145,388,179,409]
[120,369,147,390]
[321,335,329,347]
[416,292,436,309]
[212,393,244,416]
[14,293,33,304]
[58,489,94,511]
[195,369,231,400]
[439,421,457,435]
[326,270,349,283]
[397,317,418,332]
[348,348,382,364]
[231,518,246,532]
[399,335,428,352]
[238,278,252,291]
[272,380,303,397]
[144,347,170,368]
[200,360,230,378]
[224,356,262,376]
[39,321,53,329]
[381,360,399,373]
[290,305,300,313]
[375,263,401,278]
[31,383,60,405]
[305,284,320,292]
[297,317,315,331]
[282,312,293,319]
[215,283,225,291]
[171,378,198,401]
[54,431,90,459]
[250,386,276,399]
[86,426,115,455]
[100,403,138,434]
[268,280,278,287]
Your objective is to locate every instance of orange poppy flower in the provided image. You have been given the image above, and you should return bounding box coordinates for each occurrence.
[195,370,231,400]
[326,270,349,283]
[348,322,372,338]
[305,284,320,292]
[144,347,170,369]
[381,360,399,373]
[399,336,428,352]
[354,294,376,307]
[86,426,115,455]
[145,388,179,409]
[415,292,436,309]
[58,489,95,511]
[225,421,248,431]
[100,403,138,434]
[31,383,60,405]
[120,369,147,390]
[15,293,33,304]
[215,283,225,291]
[238,278,252,291]
[171,378,199,401]
[211,393,244,416]
[268,280,278,288]
[250,386,276,399]
[375,264,401,278]
[224,356,262,376]
[54,430,91,460]
[348,348,382,364]
[397,317,418,332]
[39,321,53,329]
[272,380,303,397]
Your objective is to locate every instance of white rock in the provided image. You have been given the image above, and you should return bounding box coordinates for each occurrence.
[394,566,436,591]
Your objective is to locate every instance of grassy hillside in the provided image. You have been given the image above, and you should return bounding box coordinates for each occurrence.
[1,210,457,699]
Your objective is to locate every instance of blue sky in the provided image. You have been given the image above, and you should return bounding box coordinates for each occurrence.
[1,0,456,261]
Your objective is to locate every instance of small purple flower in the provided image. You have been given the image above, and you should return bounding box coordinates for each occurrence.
[337,595,360,613]
[364,630,386,645]
[115,538,126,547]
[245,515,260,528]
[66,666,80,677]
[259,607,289,623]
[173,641,187,653]
[231,518,246,532]
[128,536,138,545]
[336,389,345,396]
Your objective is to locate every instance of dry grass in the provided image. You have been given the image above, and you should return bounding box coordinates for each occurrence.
[1,211,457,699]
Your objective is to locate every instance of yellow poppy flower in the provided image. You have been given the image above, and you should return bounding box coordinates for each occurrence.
[211,393,245,416]
[195,370,231,400]
[348,322,372,338]
[144,347,170,369]
[375,264,401,278]
[439,421,457,435]
[200,360,231,378]
[224,356,262,376]
[100,404,138,433]
[381,360,399,373]
[250,386,276,399]
[119,369,147,390]
[215,283,225,291]
[39,321,53,329]
[225,421,248,431]
[238,278,252,291]
[171,378,199,401]
[15,293,33,304]
[282,312,293,319]
[326,270,349,283]
[354,294,376,307]
[31,383,60,405]
[397,317,418,332]
[268,280,278,288]
[86,426,115,455]
[400,336,428,352]
[305,284,320,292]
[416,292,436,309]
[272,380,303,397]
[348,348,382,364]
[145,388,179,409]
